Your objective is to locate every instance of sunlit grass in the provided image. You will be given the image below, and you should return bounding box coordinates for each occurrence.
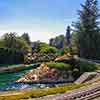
[0,83,84,100]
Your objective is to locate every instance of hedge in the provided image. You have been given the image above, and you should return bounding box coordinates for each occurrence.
[46,62,72,70]
[0,48,24,65]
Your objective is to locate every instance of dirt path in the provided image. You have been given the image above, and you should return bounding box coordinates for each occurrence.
[0,92,24,96]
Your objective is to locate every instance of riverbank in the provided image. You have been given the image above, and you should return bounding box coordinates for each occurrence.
[1,76,99,100]
[0,63,40,74]
[0,83,84,100]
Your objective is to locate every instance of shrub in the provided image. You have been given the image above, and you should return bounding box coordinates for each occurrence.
[96,64,100,70]
[0,48,24,65]
[46,62,72,70]
[78,59,97,73]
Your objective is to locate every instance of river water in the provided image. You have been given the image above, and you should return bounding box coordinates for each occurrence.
[0,65,61,91]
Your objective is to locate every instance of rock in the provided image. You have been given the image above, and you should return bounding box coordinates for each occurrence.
[31,74,38,81]
[17,77,28,83]
[16,63,73,83]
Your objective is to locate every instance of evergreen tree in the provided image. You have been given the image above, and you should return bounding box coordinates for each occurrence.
[74,0,100,59]
[21,33,30,44]
[66,26,72,51]
[66,26,71,45]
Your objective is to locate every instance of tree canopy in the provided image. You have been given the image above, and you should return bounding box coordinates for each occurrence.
[0,33,32,64]
[21,33,30,44]
[0,33,31,54]
[74,0,100,59]
[49,35,67,49]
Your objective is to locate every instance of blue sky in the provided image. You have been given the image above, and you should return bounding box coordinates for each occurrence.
[0,0,99,43]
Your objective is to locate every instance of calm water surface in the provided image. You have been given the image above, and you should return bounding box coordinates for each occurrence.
[0,65,62,91]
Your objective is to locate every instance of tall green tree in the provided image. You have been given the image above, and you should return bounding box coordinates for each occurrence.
[2,32,17,48]
[71,32,79,54]
[0,33,32,64]
[1,33,31,54]
[49,35,66,49]
[74,0,100,59]
[66,26,72,51]
[21,33,30,44]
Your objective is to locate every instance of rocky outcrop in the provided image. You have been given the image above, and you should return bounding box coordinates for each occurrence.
[17,63,74,83]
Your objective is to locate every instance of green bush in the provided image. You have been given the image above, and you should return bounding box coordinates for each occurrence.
[96,64,100,70]
[46,62,72,70]
[33,42,58,54]
[78,59,97,73]
[60,48,68,55]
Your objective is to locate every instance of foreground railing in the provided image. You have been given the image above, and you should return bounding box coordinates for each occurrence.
[56,81,100,100]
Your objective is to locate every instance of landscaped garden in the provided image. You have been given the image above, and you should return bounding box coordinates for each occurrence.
[0,0,100,99]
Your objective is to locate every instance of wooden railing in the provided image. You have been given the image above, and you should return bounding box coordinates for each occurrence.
[56,81,100,100]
